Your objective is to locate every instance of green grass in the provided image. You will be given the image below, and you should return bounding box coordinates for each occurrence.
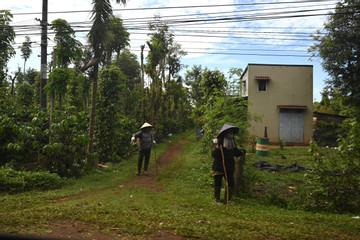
[0,131,359,239]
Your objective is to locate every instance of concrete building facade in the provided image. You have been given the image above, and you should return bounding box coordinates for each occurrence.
[241,64,313,145]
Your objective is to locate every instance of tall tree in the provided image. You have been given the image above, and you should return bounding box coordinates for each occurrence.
[95,67,126,162]
[0,10,15,86]
[184,65,205,106]
[145,16,186,134]
[227,67,243,96]
[19,36,33,76]
[86,0,127,166]
[50,19,83,68]
[163,40,186,127]
[310,0,360,118]
[145,17,169,126]
[104,16,130,67]
[113,49,141,116]
[200,69,227,99]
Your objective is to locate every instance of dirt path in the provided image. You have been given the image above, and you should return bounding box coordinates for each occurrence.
[123,140,189,190]
[8,140,189,240]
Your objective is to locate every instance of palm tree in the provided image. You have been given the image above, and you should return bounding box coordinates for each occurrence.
[19,36,32,76]
[86,0,127,167]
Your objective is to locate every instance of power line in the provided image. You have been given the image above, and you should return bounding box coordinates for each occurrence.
[6,0,344,61]
[9,0,338,15]
[130,48,311,58]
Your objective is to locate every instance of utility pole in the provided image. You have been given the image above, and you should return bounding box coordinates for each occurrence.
[40,0,48,110]
[140,44,145,123]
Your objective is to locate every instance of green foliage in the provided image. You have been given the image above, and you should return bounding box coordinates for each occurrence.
[107,16,130,65]
[304,120,360,213]
[44,109,90,177]
[67,70,90,111]
[16,83,34,107]
[20,68,39,85]
[314,90,356,119]
[47,68,71,97]
[278,138,286,150]
[114,49,140,88]
[200,95,250,153]
[240,163,262,198]
[0,10,16,84]
[0,108,46,167]
[0,166,69,193]
[310,0,360,113]
[95,67,136,162]
[184,65,204,107]
[0,102,89,179]
[313,120,346,147]
[200,69,227,99]
[227,67,243,95]
[51,19,83,68]
[2,132,359,240]
[19,36,32,73]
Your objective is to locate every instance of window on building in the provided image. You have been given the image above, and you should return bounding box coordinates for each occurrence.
[258,79,267,91]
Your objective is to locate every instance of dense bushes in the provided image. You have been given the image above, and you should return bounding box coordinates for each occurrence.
[313,120,346,147]
[43,109,91,177]
[95,67,137,163]
[0,107,47,167]
[0,105,93,178]
[0,166,70,193]
[200,95,250,153]
[304,119,360,213]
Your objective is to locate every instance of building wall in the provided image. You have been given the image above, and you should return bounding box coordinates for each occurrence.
[244,64,313,144]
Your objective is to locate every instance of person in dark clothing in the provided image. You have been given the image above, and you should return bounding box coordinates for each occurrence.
[212,124,246,205]
[131,122,156,175]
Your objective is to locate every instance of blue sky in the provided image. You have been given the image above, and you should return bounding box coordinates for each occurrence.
[5,0,339,102]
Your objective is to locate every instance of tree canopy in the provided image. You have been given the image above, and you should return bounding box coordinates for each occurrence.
[0,10,15,85]
[310,0,360,117]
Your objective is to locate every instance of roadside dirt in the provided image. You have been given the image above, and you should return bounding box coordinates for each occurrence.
[2,141,189,240]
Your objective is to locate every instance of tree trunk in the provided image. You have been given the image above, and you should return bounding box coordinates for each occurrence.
[87,64,98,167]
[106,49,112,68]
[234,155,246,195]
[10,69,20,96]
[49,50,56,144]
[49,93,55,143]
[161,61,167,128]
[23,60,26,76]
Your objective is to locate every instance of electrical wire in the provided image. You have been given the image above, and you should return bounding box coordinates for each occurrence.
[5,0,346,59]
[9,0,338,15]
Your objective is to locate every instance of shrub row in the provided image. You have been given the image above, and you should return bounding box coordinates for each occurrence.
[0,166,70,193]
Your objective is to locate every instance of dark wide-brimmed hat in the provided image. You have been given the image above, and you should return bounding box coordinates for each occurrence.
[217,124,239,138]
[140,122,153,130]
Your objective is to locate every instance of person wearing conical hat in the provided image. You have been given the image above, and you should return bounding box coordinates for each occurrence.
[131,122,156,175]
[211,124,246,205]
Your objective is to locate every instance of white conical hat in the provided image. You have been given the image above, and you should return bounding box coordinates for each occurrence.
[140,122,153,130]
[217,124,239,138]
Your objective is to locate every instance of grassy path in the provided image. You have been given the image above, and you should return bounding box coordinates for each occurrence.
[0,130,359,239]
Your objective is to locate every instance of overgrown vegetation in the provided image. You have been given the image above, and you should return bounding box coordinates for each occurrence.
[0,3,359,237]
[0,131,359,239]
[1,13,195,180]
[0,166,71,193]
[303,119,360,213]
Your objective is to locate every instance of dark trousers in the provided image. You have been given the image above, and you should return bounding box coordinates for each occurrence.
[214,172,234,188]
[214,172,235,201]
[138,149,151,172]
